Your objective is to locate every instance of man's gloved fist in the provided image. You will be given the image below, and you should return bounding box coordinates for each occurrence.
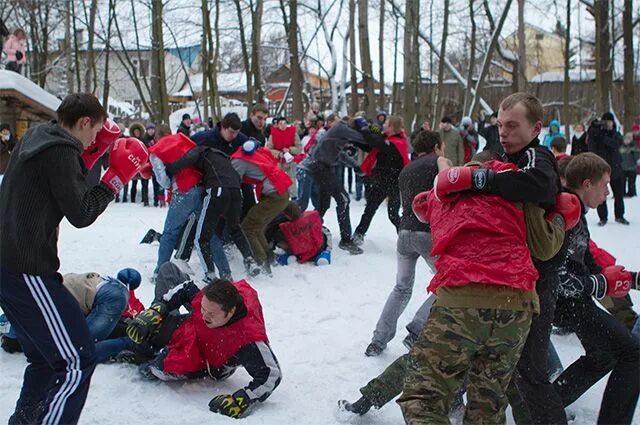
[369,124,382,135]
[546,192,581,231]
[591,265,633,299]
[82,118,120,169]
[101,138,149,193]
[434,166,493,199]
[209,389,251,418]
[412,191,430,224]
[126,303,166,344]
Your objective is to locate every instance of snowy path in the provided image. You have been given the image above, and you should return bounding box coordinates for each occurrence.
[1,196,639,424]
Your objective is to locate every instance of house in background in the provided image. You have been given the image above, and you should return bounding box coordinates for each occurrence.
[502,23,565,80]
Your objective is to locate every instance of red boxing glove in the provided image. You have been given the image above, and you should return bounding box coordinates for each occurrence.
[412,191,431,223]
[546,192,581,231]
[101,138,149,193]
[82,118,120,169]
[434,166,493,199]
[139,162,153,180]
[601,265,632,298]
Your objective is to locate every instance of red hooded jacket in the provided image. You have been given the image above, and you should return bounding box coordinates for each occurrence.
[231,147,292,196]
[149,134,202,193]
[162,280,268,374]
[279,211,324,263]
[360,131,411,176]
[425,161,539,293]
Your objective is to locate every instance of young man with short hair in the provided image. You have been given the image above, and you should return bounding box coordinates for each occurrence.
[177,113,192,136]
[241,104,269,145]
[0,93,147,424]
[550,136,569,160]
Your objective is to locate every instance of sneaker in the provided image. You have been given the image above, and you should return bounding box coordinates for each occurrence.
[314,250,331,266]
[244,258,262,277]
[597,219,607,227]
[352,232,365,246]
[172,258,195,275]
[364,342,385,357]
[402,332,419,350]
[615,217,630,225]
[140,229,162,244]
[338,240,363,255]
[337,397,373,415]
[276,253,296,266]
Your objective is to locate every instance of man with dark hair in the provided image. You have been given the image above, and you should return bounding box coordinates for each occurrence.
[0,93,147,424]
[550,136,569,160]
[479,111,503,155]
[364,130,443,356]
[241,104,269,145]
[438,116,464,166]
[177,113,192,136]
[127,267,281,419]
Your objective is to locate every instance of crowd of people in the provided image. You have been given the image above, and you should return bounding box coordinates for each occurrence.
[0,89,639,425]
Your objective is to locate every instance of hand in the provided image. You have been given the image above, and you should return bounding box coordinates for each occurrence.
[101,138,149,193]
[546,192,581,231]
[353,116,369,131]
[139,162,153,179]
[412,191,430,223]
[82,118,120,169]
[209,390,251,418]
[434,166,493,199]
[283,152,294,163]
[592,265,633,299]
[15,51,24,61]
[437,156,452,172]
[126,303,166,344]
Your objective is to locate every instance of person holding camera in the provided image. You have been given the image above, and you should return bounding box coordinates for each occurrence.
[3,28,26,74]
[588,112,628,226]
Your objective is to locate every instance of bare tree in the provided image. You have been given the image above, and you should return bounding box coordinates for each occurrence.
[151,0,169,123]
[593,0,613,113]
[358,0,376,117]
[403,0,419,129]
[483,0,521,93]
[349,0,358,114]
[250,0,264,103]
[463,0,477,113]
[563,0,571,137]
[623,0,635,130]
[234,0,254,110]
[517,0,526,89]
[378,0,385,110]
[279,0,304,120]
[433,0,450,124]
[82,0,99,93]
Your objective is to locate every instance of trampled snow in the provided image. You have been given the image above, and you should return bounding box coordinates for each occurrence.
[0,195,638,424]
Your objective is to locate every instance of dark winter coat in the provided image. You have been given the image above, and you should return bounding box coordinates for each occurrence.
[177,122,191,137]
[588,125,624,179]
[241,119,268,146]
[398,153,439,232]
[620,141,640,173]
[191,123,248,155]
[571,132,588,155]
[166,145,241,190]
[0,123,113,276]
[310,121,367,166]
[0,132,16,174]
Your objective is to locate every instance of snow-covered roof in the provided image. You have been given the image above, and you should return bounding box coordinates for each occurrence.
[529,69,596,83]
[172,72,248,97]
[0,70,61,112]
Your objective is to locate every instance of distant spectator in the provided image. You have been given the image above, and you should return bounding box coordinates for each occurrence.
[438,116,464,166]
[542,120,565,150]
[241,104,269,145]
[550,136,569,160]
[177,113,192,137]
[479,112,503,155]
[373,111,387,132]
[0,123,17,174]
[621,132,639,197]
[459,116,479,163]
[571,123,588,155]
[3,29,26,74]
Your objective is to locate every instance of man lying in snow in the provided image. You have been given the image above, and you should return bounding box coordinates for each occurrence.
[126,265,281,418]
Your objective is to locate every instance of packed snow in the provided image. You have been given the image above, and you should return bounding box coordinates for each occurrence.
[0,195,639,424]
[0,70,61,112]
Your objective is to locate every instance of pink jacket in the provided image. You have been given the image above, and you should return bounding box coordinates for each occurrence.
[3,35,26,64]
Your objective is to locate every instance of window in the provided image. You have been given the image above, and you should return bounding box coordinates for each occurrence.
[535,33,544,41]
[131,58,150,78]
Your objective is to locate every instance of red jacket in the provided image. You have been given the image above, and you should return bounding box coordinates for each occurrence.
[231,147,292,196]
[121,291,145,319]
[280,211,324,263]
[149,134,202,193]
[589,239,616,268]
[162,280,268,374]
[360,132,411,176]
[425,161,539,293]
[270,126,297,151]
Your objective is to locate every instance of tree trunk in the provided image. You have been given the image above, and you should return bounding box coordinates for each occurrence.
[280,0,304,120]
[623,0,635,130]
[84,0,98,93]
[251,0,264,104]
[433,0,450,123]
[391,7,399,115]
[71,1,82,93]
[403,0,418,129]
[517,0,526,89]
[213,0,222,121]
[463,0,476,113]
[151,0,169,123]
[563,0,571,138]
[358,0,376,118]
[378,0,385,110]
[349,0,359,114]
[235,0,254,113]
[65,1,73,92]
[102,0,115,108]
[201,33,209,124]
[594,0,612,114]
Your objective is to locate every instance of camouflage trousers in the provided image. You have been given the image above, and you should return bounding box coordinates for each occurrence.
[397,306,533,425]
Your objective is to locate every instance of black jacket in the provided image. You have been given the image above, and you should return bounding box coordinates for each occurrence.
[398,153,439,232]
[0,123,113,276]
[589,126,624,179]
[241,119,267,146]
[177,122,191,137]
[571,132,588,155]
[360,132,404,172]
[191,124,248,156]
[166,146,241,189]
[311,122,368,166]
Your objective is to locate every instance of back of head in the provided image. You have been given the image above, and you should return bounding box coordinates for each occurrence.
[550,136,567,153]
[56,93,107,129]
[221,113,242,130]
[564,152,611,191]
[155,123,172,139]
[387,116,404,134]
[203,279,243,313]
[413,130,441,155]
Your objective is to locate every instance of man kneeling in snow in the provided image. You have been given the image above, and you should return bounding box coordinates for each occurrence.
[127,271,281,418]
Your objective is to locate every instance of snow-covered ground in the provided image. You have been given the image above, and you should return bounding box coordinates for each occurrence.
[1,194,639,424]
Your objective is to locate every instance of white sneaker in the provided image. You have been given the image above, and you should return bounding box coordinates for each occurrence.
[172,259,195,275]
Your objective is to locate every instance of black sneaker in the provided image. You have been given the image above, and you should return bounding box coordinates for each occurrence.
[597,219,607,227]
[338,240,364,255]
[364,342,385,357]
[403,332,419,350]
[244,258,262,277]
[140,229,162,244]
[352,233,365,246]
[615,218,630,225]
[338,397,373,415]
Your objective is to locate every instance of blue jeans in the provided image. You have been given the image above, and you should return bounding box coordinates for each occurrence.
[633,317,640,339]
[296,168,319,211]
[156,186,203,273]
[94,336,137,364]
[86,278,128,342]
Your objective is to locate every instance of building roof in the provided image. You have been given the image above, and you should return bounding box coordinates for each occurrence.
[172,72,248,97]
[0,70,61,114]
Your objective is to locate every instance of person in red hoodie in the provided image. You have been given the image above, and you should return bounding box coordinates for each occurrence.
[127,272,281,419]
[267,117,302,198]
[352,115,410,245]
[397,159,580,424]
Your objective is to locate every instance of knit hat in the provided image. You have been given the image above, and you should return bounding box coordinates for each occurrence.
[182,113,191,121]
[145,123,156,130]
[117,268,142,291]
[242,139,259,155]
[601,112,615,122]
